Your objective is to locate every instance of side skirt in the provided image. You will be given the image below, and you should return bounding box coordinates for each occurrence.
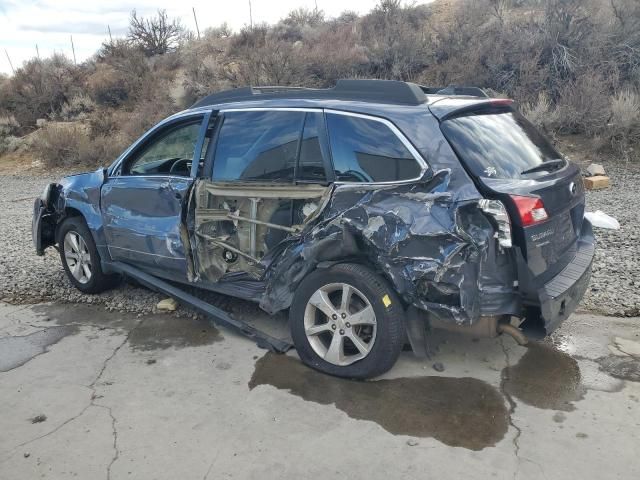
[107,261,293,353]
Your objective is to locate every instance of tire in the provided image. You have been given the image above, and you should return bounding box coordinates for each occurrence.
[289,263,405,379]
[57,216,120,294]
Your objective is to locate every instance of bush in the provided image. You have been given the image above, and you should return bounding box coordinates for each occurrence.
[554,74,612,135]
[0,115,22,154]
[607,89,640,159]
[86,65,131,107]
[59,94,96,121]
[33,123,127,168]
[0,54,79,129]
[521,91,560,133]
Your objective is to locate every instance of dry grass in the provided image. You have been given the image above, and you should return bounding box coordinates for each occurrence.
[2,0,640,167]
[33,123,127,168]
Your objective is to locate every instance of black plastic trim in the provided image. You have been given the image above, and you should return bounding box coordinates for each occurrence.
[109,261,293,353]
[192,80,428,108]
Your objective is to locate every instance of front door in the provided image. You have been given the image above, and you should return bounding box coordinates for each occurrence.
[102,114,210,280]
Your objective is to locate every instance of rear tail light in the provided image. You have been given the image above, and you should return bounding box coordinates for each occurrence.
[479,199,512,248]
[510,195,549,226]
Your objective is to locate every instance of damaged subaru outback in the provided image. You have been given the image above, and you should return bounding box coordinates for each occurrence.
[33,80,595,379]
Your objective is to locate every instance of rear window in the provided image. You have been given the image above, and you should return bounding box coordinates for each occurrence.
[441,110,563,179]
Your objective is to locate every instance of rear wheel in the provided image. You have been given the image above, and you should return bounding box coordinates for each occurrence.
[290,263,405,379]
[57,217,119,294]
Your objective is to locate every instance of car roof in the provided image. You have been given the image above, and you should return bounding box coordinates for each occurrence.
[191,80,429,108]
[171,82,499,124]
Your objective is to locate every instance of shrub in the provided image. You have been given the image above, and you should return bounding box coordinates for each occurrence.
[0,115,22,154]
[607,89,640,159]
[0,54,78,129]
[86,65,130,107]
[59,94,96,121]
[33,123,127,168]
[521,92,560,133]
[554,74,611,135]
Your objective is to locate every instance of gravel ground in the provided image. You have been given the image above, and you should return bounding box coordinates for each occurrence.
[0,163,638,317]
[0,174,166,315]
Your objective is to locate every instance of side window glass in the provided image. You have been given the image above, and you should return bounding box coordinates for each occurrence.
[123,120,202,176]
[297,113,328,182]
[212,111,305,182]
[326,113,421,182]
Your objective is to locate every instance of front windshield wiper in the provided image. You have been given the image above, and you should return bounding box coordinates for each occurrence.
[521,158,566,175]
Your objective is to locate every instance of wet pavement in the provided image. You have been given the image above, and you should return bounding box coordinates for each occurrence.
[0,325,77,372]
[0,302,639,479]
[501,343,585,411]
[250,353,509,450]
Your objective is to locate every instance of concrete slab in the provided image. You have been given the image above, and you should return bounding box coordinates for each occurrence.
[0,302,638,479]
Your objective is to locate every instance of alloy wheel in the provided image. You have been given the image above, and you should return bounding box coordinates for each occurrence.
[303,282,377,366]
[63,231,92,284]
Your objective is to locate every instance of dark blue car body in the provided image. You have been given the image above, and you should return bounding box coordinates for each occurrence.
[33,82,595,343]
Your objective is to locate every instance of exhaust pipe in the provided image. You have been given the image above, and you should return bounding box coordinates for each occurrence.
[497,323,528,346]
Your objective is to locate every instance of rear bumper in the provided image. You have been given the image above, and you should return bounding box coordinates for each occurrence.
[536,219,595,333]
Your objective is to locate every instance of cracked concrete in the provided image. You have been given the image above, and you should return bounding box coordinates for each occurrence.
[498,339,523,464]
[0,303,639,479]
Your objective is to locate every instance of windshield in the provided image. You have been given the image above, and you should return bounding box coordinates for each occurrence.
[441,110,563,179]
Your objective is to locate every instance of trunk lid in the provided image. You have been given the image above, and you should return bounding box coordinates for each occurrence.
[483,166,585,286]
[437,104,586,292]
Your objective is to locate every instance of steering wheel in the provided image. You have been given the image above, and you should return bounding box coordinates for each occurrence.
[169,158,191,174]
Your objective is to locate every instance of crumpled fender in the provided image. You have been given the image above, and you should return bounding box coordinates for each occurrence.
[259,169,519,325]
[35,168,110,259]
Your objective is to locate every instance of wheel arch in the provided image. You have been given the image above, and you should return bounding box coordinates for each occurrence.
[52,198,110,263]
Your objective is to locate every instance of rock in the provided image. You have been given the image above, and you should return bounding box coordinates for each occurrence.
[432,362,445,372]
[586,163,606,176]
[29,414,47,424]
[406,439,419,446]
[157,297,178,312]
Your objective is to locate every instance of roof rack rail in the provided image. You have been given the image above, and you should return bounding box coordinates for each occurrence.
[191,79,428,108]
[419,85,489,98]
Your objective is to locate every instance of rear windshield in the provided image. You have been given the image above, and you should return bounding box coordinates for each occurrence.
[441,110,563,179]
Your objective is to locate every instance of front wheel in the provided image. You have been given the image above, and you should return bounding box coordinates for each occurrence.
[289,263,405,379]
[57,217,119,294]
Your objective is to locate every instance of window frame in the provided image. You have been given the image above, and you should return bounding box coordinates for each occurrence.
[210,107,333,184]
[208,107,428,186]
[109,111,210,179]
[324,109,428,186]
[295,111,333,185]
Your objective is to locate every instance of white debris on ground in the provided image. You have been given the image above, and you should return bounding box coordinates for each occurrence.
[585,211,620,230]
[157,297,179,312]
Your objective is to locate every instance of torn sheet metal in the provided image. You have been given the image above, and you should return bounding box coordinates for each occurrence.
[257,169,519,324]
